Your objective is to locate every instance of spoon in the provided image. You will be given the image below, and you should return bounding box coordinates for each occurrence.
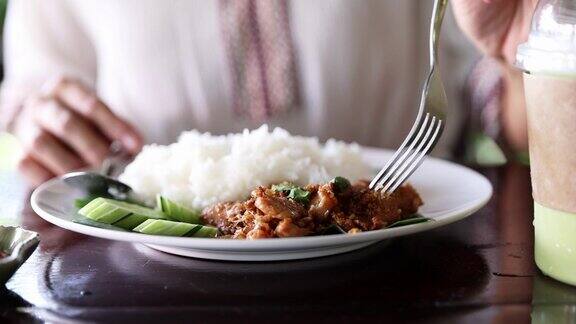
[62,141,138,202]
[62,171,134,201]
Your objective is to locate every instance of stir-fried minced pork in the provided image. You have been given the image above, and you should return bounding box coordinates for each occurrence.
[332,180,422,231]
[201,179,423,239]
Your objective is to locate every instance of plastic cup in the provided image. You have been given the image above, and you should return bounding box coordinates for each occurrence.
[516,0,576,286]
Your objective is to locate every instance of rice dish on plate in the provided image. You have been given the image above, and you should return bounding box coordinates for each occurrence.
[119,125,371,209]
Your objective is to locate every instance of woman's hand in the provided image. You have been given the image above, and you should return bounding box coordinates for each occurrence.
[452,0,538,64]
[12,77,143,186]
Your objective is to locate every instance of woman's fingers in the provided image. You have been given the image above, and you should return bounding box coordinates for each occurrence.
[12,76,143,187]
[20,126,84,175]
[47,77,143,154]
[17,155,54,187]
[33,98,110,167]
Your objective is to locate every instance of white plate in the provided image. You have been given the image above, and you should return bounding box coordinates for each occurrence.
[31,147,493,261]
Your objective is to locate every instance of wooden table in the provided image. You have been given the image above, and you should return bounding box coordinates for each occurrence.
[2,164,576,323]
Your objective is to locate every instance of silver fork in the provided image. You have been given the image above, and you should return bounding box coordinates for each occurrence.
[369,0,449,194]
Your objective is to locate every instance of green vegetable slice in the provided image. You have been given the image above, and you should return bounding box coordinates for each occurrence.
[156,195,201,224]
[191,225,218,238]
[73,218,128,232]
[133,219,218,238]
[85,204,129,224]
[78,197,166,225]
[112,214,149,230]
[133,219,194,236]
[75,195,100,209]
[386,214,431,228]
[78,197,106,215]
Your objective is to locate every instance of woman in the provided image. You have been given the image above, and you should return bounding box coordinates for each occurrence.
[0,0,534,185]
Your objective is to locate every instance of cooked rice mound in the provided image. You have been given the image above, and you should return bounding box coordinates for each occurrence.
[120,125,371,209]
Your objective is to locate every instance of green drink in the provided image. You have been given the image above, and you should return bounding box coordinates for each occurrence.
[517,0,576,286]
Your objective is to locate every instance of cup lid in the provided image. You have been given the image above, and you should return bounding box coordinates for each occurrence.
[516,0,576,74]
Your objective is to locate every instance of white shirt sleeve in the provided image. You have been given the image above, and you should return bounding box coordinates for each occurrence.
[0,0,97,131]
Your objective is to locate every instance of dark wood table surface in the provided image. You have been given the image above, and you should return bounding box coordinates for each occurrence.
[1,164,576,323]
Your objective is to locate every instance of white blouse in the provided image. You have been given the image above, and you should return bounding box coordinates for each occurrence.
[1,0,478,157]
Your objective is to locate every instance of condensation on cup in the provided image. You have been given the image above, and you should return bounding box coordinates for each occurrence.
[516,0,576,286]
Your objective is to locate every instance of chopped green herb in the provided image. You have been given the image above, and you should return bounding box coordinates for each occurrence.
[272,182,310,204]
[287,187,310,204]
[330,176,351,193]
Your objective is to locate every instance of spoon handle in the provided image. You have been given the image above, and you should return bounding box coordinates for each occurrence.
[100,140,127,176]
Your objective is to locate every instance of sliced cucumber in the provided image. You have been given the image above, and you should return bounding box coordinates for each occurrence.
[73,217,128,232]
[133,219,218,238]
[112,214,149,230]
[133,219,194,236]
[85,203,130,224]
[191,225,218,238]
[156,195,201,224]
[78,197,106,215]
[75,195,100,209]
[78,197,165,225]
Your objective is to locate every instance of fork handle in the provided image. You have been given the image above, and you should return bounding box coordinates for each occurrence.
[429,0,449,66]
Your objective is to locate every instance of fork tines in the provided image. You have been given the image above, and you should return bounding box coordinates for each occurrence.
[369,113,444,195]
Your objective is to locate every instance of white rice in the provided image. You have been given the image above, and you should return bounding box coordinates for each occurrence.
[119,125,371,209]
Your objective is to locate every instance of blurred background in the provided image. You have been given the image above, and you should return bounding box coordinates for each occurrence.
[0,0,19,172]
[0,1,515,176]
[0,0,21,226]
[0,0,506,195]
